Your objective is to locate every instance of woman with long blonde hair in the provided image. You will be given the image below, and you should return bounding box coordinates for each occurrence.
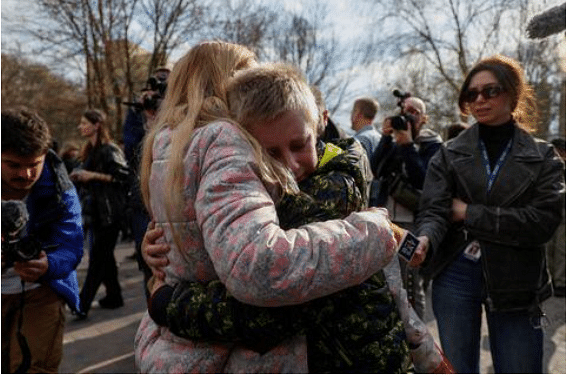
[135,41,400,373]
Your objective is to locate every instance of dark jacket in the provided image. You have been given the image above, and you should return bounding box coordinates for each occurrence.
[320,118,347,142]
[122,108,149,213]
[122,108,146,166]
[416,123,564,312]
[81,143,130,227]
[26,150,84,312]
[370,129,442,210]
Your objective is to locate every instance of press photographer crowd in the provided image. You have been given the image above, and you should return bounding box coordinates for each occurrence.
[1,42,566,374]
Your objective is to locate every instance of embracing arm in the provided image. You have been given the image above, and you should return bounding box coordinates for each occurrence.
[194,123,397,307]
[150,146,373,344]
[415,148,454,261]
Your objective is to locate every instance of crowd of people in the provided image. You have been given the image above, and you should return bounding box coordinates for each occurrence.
[1,40,565,374]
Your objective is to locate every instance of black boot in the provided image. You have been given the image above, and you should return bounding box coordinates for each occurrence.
[99,295,124,309]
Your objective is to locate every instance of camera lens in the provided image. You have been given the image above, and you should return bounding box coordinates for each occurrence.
[391,115,407,130]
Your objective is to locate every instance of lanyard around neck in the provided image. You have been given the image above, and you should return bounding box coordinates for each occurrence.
[478,138,513,194]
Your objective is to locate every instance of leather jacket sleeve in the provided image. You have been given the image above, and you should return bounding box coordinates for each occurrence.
[415,148,453,252]
[417,133,565,251]
[101,143,130,184]
[90,144,130,225]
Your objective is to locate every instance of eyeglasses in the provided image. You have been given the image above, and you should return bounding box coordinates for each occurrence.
[465,86,505,103]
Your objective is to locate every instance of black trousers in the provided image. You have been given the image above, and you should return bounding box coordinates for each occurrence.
[79,222,122,314]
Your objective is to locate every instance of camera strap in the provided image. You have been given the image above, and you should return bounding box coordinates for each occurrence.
[14,281,32,374]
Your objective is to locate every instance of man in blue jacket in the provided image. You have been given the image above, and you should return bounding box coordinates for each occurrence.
[1,108,84,373]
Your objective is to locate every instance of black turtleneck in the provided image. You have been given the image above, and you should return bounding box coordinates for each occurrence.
[479,119,515,168]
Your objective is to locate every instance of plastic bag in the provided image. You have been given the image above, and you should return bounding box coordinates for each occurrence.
[383,257,455,373]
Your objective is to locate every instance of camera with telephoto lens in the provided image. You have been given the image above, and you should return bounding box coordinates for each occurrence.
[145,76,167,97]
[1,200,42,269]
[140,91,163,112]
[389,89,416,131]
[123,74,167,112]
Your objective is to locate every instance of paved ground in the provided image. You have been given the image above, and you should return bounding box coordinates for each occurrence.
[60,240,566,373]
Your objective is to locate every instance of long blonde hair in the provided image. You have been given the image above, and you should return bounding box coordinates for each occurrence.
[140,41,295,244]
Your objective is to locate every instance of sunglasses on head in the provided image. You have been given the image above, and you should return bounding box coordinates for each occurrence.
[465,85,505,103]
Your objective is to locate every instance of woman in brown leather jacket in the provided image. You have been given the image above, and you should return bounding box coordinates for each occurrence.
[412,55,564,373]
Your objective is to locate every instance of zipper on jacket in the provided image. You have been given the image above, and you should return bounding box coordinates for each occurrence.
[105,196,113,222]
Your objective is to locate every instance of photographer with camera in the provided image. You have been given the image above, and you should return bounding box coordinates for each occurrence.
[123,67,169,164]
[1,108,84,373]
[123,67,169,298]
[369,92,442,319]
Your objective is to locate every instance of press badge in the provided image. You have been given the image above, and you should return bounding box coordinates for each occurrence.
[398,231,421,262]
[463,240,481,262]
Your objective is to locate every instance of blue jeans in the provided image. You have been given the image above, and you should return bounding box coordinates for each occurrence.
[432,254,544,373]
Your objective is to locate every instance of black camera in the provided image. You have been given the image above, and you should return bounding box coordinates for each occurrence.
[145,76,167,97]
[388,89,416,133]
[123,74,167,112]
[390,113,416,131]
[141,92,163,112]
[1,200,41,267]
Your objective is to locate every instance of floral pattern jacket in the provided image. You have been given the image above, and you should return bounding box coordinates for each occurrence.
[134,121,398,373]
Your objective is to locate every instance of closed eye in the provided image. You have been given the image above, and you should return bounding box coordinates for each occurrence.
[291,137,310,151]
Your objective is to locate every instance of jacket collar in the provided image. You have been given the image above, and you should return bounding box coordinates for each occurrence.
[447,123,544,162]
[446,123,545,206]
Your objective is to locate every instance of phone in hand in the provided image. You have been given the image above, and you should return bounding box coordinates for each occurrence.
[398,230,421,262]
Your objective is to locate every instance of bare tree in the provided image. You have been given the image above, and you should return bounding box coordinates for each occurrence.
[365,0,564,136]
[3,0,209,137]
[515,36,566,138]
[369,0,520,104]
[523,1,566,138]
[202,0,278,58]
[7,0,142,135]
[138,0,207,76]
[267,2,363,117]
